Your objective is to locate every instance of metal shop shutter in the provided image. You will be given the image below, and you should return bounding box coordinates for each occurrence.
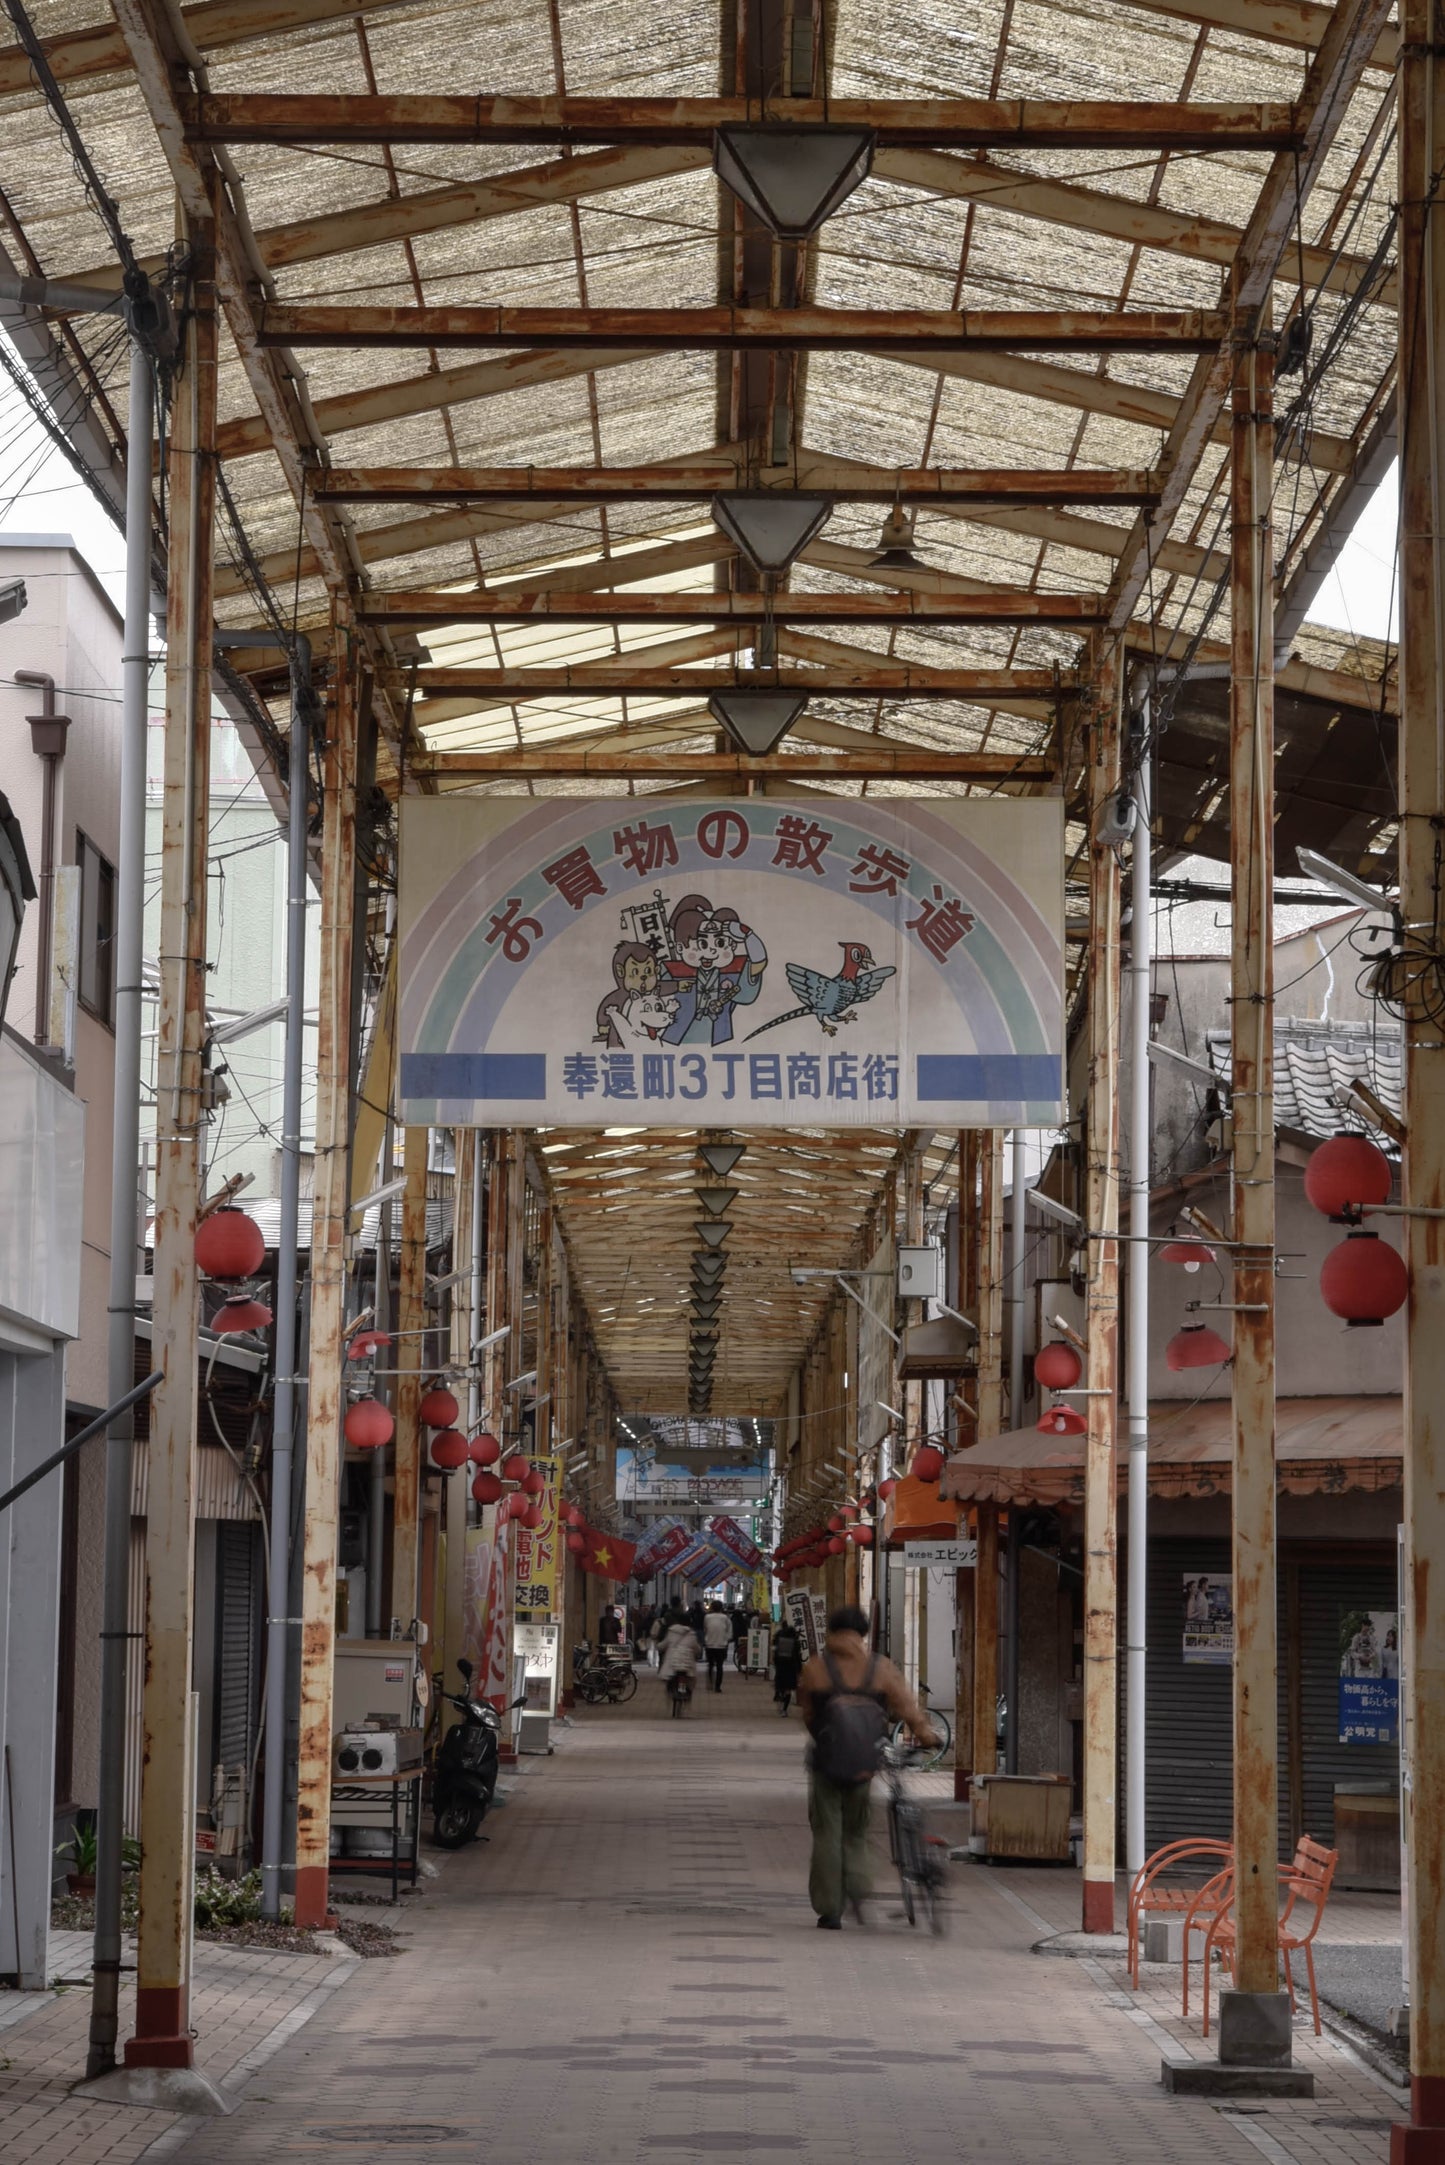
[216,1521,262,1774]
[1295,1555,1398,1848]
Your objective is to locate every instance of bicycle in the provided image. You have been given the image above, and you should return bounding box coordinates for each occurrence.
[882,1743,950,1935]
[888,1681,952,1771]
[573,1650,638,1705]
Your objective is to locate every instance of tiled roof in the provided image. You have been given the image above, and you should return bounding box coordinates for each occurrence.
[1206,1021,1401,1147]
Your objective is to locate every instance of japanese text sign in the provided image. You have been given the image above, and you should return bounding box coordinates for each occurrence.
[399,798,1064,1127]
[513,1453,561,1618]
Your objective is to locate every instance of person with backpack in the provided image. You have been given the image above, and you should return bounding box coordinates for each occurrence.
[796,1604,938,1930]
[771,1617,802,1715]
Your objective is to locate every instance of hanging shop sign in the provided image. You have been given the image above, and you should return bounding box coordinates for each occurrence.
[514,1453,562,1618]
[616,1446,770,1504]
[1339,1606,1400,1745]
[398,797,1064,1129]
[785,1589,828,1658]
[1182,1572,1234,1665]
[902,1538,978,1569]
[633,1519,692,1578]
[708,1514,764,1574]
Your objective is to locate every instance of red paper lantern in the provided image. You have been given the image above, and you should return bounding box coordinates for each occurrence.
[521,1467,547,1497]
[1034,1338,1083,1391]
[429,1428,469,1470]
[1036,1403,1087,1436]
[841,1504,859,1523]
[826,1535,845,1556]
[521,1502,544,1530]
[877,1477,898,1502]
[1305,1133,1392,1223]
[469,1430,501,1466]
[212,1296,273,1335]
[1158,1235,1216,1273]
[419,1386,460,1429]
[195,1207,265,1282]
[1165,1323,1231,1371]
[347,1329,391,1361]
[344,1397,394,1449]
[848,1524,874,1548]
[566,1529,587,1555]
[912,1444,945,1483]
[564,1503,586,1528]
[827,1512,845,1533]
[1320,1230,1408,1326]
[471,1470,503,1505]
[501,1453,530,1484]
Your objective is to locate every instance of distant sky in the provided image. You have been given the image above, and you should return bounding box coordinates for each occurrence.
[0,364,1407,645]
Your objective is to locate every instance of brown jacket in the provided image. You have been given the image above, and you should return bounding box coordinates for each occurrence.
[797,1630,939,1758]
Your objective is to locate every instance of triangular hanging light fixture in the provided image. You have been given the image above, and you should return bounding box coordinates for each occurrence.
[710,493,831,574]
[708,691,807,756]
[696,1185,739,1217]
[713,124,875,242]
[699,1143,745,1179]
[693,1258,726,1283]
[697,1220,731,1250]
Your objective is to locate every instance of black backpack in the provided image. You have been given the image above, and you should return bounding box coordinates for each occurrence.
[812,1652,888,1784]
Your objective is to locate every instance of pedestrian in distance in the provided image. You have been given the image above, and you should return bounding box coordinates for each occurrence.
[658,1608,699,1708]
[703,1602,732,1692]
[598,1604,623,1648]
[688,1599,705,1635]
[797,1604,938,1930]
[771,1616,802,1716]
[648,1608,666,1667]
[731,1605,750,1670]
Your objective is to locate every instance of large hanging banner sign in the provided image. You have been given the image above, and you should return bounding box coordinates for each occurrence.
[398,797,1064,1128]
[513,1453,561,1619]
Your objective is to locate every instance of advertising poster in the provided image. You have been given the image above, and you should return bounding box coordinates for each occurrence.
[399,797,1064,1129]
[1182,1573,1234,1665]
[513,1453,561,1619]
[1339,1607,1400,1744]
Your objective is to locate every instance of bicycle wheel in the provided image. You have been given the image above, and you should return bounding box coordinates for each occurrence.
[577,1670,607,1704]
[611,1667,638,1703]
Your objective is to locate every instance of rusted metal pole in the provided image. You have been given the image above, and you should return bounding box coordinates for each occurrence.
[391,1123,429,1631]
[973,1132,1006,1783]
[1217,327,1287,2065]
[1081,638,1123,1935]
[1393,16,1445,2149]
[953,1130,979,1798]
[441,1129,476,1705]
[124,211,217,2072]
[292,625,360,1931]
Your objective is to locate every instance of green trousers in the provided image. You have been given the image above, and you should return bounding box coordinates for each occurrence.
[808,1771,873,1920]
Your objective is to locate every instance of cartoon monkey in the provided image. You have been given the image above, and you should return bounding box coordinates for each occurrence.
[595,941,662,1046]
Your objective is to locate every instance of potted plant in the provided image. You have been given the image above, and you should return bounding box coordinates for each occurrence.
[57,1822,98,1897]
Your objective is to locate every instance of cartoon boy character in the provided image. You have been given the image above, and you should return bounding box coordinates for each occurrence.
[595,941,662,1045]
[660,893,768,1046]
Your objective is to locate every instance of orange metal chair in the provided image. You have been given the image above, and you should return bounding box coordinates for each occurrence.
[1126,1838,1233,1988]
[1191,1837,1340,2037]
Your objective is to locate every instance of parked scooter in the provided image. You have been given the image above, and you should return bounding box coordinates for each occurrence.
[431,1658,524,1848]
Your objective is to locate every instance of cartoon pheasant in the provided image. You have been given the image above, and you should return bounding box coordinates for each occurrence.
[745,942,896,1039]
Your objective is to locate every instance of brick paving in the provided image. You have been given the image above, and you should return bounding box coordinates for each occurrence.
[115,1668,1406,2165]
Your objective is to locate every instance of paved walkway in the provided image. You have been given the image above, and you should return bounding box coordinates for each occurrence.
[128,1667,1398,2165]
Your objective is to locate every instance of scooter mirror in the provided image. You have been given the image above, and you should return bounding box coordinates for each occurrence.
[511,1694,529,1709]
[457,1657,473,1681]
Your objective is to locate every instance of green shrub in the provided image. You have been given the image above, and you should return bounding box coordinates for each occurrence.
[192,1868,265,1929]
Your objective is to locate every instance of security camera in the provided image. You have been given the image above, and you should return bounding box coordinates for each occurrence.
[1094,792,1138,850]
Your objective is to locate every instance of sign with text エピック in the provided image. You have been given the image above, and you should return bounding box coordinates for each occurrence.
[398,797,1064,1128]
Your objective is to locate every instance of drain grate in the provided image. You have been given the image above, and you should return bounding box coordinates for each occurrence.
[305,2128,466,2146]
[1310,2118,1394,2132]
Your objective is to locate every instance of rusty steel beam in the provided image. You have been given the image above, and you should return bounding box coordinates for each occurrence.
[391,1124,428,1634]
[186,91,1303,149]
[1396,6,1445,2149]
[256,302,1229,352]
[317,461,1159,507]
[419,748,1052,781]
[125,213,217,2074]
[1106,0,1395,633]
[0,0,419,98]
[1222,333,1286,2055]
[358,587,1106,627]
[1081,640,1123,1937]
[293,623,360,1931]
[408,663,1064,698]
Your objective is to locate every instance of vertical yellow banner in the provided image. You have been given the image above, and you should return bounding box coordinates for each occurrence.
[514,1453,562,1618]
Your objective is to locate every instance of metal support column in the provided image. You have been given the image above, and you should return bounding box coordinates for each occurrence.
[1005,1129,1027,1773]
[293,624,360,1931]
[1126,716,1152,1878]
[87,332,154,2079]
[1217,325,1288,2066]
[953,1130,979,1797]
[260,653,311,1922]
[972,1131,1006,1783]
[442,1128,477,1707]
[1082,640,1123,1935]
[125,219,218,2069]
[1393,14,1445,2146]
[391,1124,428,1632]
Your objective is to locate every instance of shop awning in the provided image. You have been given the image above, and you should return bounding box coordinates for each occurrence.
[939,1398,1403,1507]
[882,1473,963,1546]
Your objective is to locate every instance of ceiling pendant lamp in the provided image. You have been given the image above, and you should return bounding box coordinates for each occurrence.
[1165,1322,1231,1371]
[697,1220,731,1250]
[710,492,831,574]
[699,1143,745,1179]
[1158,1233,1216,1273]
[870,505,926,570]
[212,1295,273,1335]
[708,690,808,756]
[1036,1403,1087,1437]
[696,1185,740,1218]
[712,123,875,241]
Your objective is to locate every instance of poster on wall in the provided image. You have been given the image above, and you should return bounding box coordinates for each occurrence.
[1182,1573,1234,1665]
[1339,1607,1400,1744]
[398,797,1064,1128]
[513,1453,561,1618]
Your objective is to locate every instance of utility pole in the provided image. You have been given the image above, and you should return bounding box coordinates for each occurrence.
[1126,703,1152,1877]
